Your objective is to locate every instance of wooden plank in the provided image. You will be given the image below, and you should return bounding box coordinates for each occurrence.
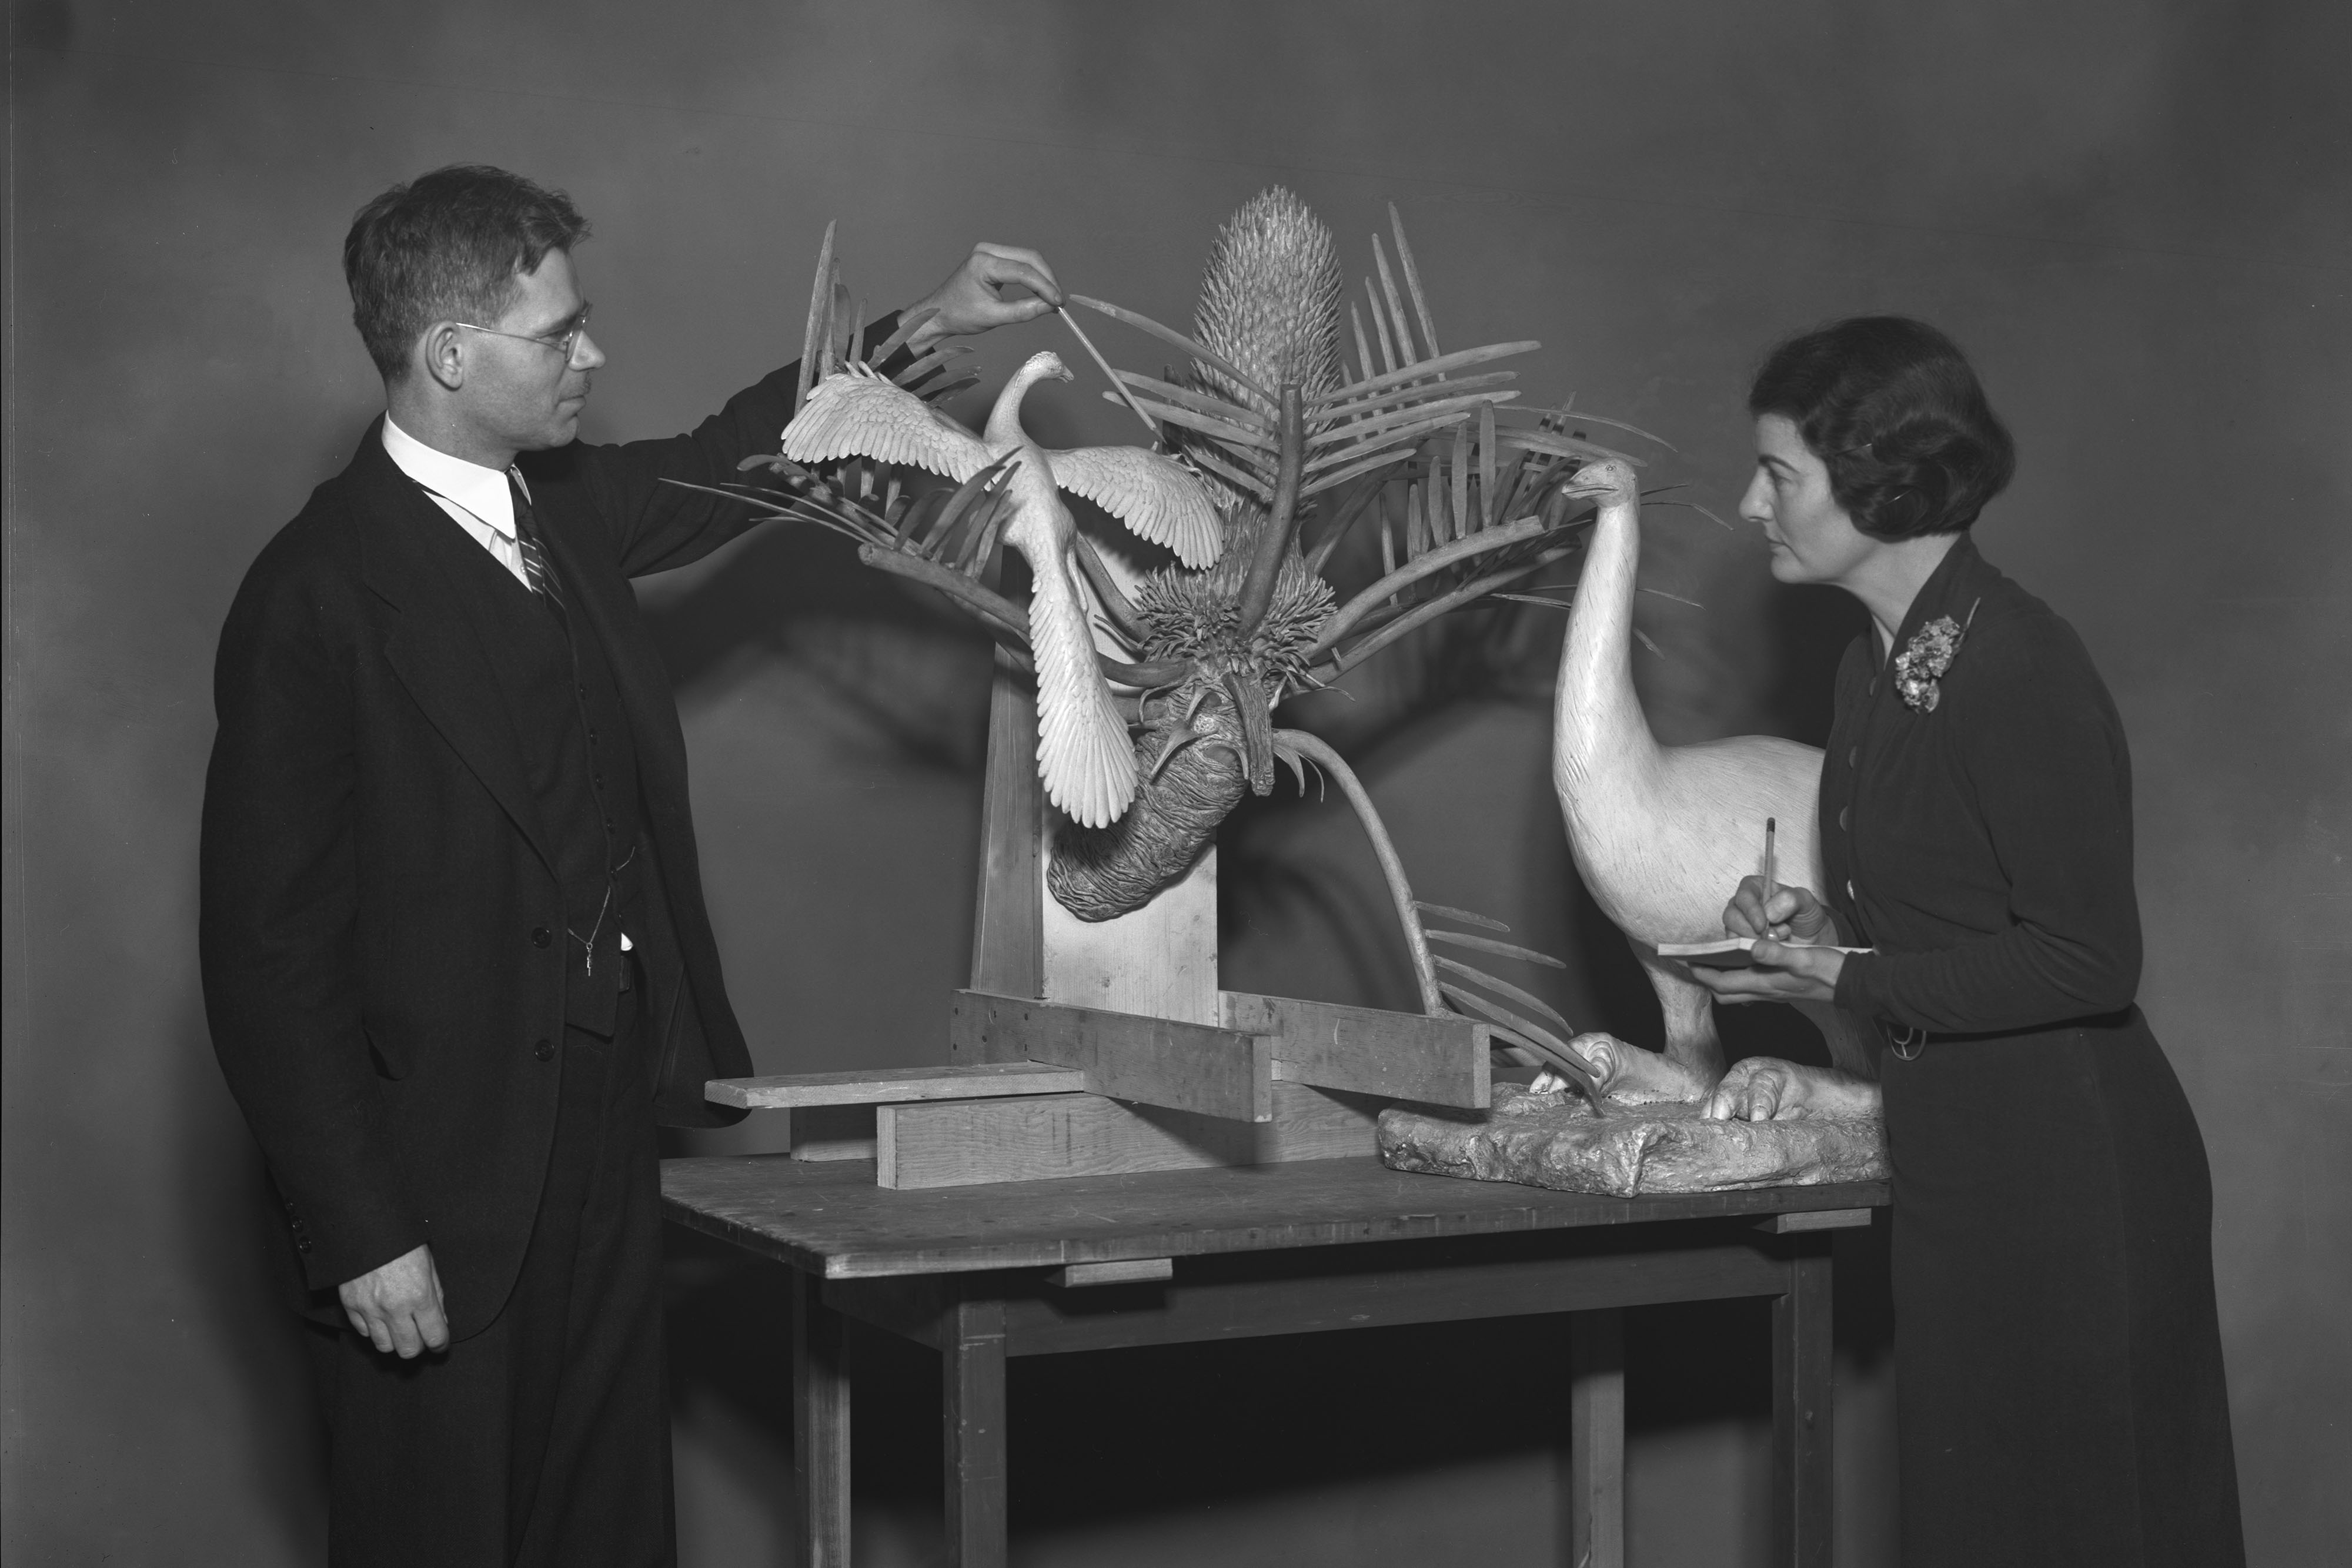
[660,1153,1890,1281]
[1772,1241,1836,1567]
[1041,833,1220,1025]
[969,651,1042,999]
[1758,1206,1873,1234]
[1042,544,1220,1026]
[787,1104,877,1162]
[1050,1258,1172,1289]
[875,1083,1380,1191]
[942,1295,1008,1568]
[1570,1306,1626,1568]
[792,1271,851,1568]
[710,1061,1087,1110]
[997,1235,1786,1356]
[950,991,1273,1123]
[1221,990,1491,1109]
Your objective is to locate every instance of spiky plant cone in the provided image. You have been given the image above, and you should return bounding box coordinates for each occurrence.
[1192,186,1344,417]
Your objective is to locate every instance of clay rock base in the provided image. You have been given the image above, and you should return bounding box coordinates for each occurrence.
[1378,1085,1889,1197]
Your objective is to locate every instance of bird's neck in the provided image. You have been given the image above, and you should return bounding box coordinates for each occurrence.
[985,361,1055,449]
[1554,496,1659,767]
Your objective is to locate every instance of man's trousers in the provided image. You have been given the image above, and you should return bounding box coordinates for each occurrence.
[306,984,671,1567]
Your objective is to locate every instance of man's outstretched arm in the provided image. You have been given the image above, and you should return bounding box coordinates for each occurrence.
[564,242,1065,579]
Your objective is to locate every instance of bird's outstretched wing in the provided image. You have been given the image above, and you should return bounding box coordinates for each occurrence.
[1044,446,1224,570]
[1019,503,1140,828]
[781,367,991,480]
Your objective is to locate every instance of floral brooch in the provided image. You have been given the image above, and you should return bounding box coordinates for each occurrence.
[1893,598,1981,714]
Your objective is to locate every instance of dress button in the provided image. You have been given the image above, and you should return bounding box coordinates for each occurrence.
[531,927,552,948]
[533,1038,556,1062]
[1838,806,1850,831]
[588,728,598,745]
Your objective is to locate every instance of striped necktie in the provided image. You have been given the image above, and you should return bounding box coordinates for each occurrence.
[507,471,565,612]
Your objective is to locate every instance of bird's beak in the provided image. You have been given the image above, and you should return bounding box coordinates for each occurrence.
[1056,365,1075,383]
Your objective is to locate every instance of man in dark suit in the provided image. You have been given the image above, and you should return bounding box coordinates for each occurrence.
[200,163,1060,1566]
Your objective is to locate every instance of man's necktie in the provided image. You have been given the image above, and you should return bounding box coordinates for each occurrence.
[507,471,566,613]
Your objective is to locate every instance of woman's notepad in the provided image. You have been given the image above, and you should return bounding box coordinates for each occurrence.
[1655,938,1872,970]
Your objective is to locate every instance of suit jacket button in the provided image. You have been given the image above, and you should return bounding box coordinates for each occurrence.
[532,927,552,948]
[533,1038,556,1061]
[1848,746,1859,767]
[1838,806,1851,831]
[295,1238,312,1253]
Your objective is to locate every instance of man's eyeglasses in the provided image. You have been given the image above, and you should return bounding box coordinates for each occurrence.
[452,304,594,362]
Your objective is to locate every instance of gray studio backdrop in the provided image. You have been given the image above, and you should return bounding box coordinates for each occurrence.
[5,3,2346,1564]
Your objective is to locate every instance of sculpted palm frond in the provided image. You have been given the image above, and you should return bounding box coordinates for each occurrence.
[709,195,1666,924]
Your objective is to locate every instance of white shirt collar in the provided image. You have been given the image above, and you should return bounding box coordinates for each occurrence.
[382,415,520,539]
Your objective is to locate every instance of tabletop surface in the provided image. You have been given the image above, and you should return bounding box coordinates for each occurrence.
[661,1154,1890,1279]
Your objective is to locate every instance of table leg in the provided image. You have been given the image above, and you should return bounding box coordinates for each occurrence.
[793,1271,851,1568]
[942,1292,1008,1568]
[1771,1238,1835,1568]
[1569,1306,1626,1568]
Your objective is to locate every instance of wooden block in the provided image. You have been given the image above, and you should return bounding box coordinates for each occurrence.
[1221,991,1491,1109]
[875,1082,1385,1190]
[950,991,1273,1123]
[788,1104,878,1162]
[969,651,1043,1000]
[1757,1207,1874,1233]
[1043,842,1220,1025]
[709,1061,1087,1110]
[1049,1258,1173,1289]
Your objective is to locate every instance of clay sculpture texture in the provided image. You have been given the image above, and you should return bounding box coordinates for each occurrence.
[728,192,1649,941]
[1378,1084,1889,1198]
[1548,460,1870,1096]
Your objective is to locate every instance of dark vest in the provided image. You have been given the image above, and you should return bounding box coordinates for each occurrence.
[443,537,644,1036]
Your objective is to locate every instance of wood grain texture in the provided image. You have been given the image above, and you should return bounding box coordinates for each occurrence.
[950,991,1273,1122]
[786,1104,877,1162]
[1571,1307,1626,1568]
[970,653,1043,1001]
[1049,1257,1173,1288]
[1042,837,1220,1025]
[874,1082,1377,1190]
[1759,1206,1873,1233]
[1772,1242,1836,1568]
[792,1272,851,1568]
[660,1152,1889,1280]
[943,1295,1009,1568]
[990,1233,1786,1357]
[709,1061,1087,1109]
[1221,990,1491,1108]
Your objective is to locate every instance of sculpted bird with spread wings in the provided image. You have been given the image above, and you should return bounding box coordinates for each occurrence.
[781,351,1224,826]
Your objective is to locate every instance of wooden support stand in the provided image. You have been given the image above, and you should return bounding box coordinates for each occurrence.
[707,646,1496,1191]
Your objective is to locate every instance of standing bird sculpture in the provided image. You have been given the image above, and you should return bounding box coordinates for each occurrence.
[1549,458,1871,1101]
[781,350,1224,827]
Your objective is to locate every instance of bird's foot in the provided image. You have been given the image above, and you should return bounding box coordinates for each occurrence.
[1543,1032,1717,1106]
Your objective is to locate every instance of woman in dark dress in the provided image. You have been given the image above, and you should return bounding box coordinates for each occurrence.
[1690,317,2244,1567]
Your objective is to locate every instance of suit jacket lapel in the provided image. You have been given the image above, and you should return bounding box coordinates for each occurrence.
[349,422,560,880]
[527,492,691,816]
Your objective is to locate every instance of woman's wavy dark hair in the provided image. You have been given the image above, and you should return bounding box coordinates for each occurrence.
[344,164,590,381]
[1748,316,2014,539]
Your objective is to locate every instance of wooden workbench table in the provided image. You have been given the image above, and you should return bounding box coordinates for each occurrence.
[662,1153,1889,1568]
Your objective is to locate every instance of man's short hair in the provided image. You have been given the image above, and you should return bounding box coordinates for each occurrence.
[343,165,591,380]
